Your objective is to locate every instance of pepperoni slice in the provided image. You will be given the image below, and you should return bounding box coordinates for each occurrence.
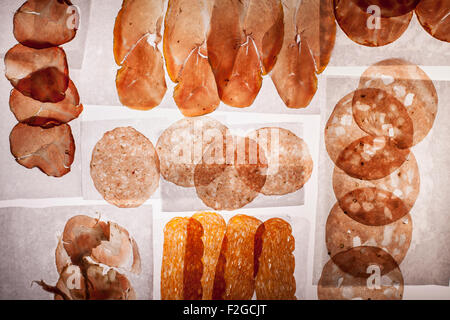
[334,0,412,47]
[9,80,83,128]
[255,218,296,300]
[352,0,420,17]
[9,123,75,177]
[4,44,69,103]
[416,0,450,43]
[13,0,78,49]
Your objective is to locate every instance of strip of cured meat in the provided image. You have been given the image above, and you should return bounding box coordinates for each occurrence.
[213,215,262,300]
[5,44,69,103]
[358,59,438,146]
[156,117,229,187]
[255,218,296,300]
[333,152,419,226]
[318,246,404,300]
[352,0,420,17]
[416,0,450,43]
[248,127,313,195]
[161,217,204,300]
[9,80,83,128]
[192,212,226,300]
[13,0,78,49]
[9,123,75,177]
[114,0,167,110]
[163,0,219,116]
[90,127,160,208]
[207,0,284,108]
[334,0,412,47]
[326,203,412,264]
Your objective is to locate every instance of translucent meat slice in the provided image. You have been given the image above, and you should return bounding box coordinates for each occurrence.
[416,0,450,43]
[352,0,420,17]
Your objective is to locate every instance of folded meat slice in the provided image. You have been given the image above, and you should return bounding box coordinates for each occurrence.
[9,80,83,128]
[415,0,450,43]
[13,0,78,49]
[4,44,69,103]
[114,0,167,110]
[9,123,75,177]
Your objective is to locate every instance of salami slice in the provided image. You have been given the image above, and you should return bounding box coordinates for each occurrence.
[326,203,412,265]
[255,218,296,300]
[9,123,75,177]
[192,212,226,300]
[358,59,438,146]
[248,127,313,195]
[4,44,69,103]
[334,0,412,47]
[416,0,450,43]
[318,246,404,300]
[90,127,160,208]
[333,152,420,226]
[161,217,204,300]
[352,0,420,17]
[13,0,78,49]
[9,80,83,128]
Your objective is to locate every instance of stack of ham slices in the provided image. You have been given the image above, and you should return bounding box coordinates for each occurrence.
[318,59,438,299]
[5,0,84,178]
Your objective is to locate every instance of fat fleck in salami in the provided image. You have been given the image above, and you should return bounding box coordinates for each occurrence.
[415,0,450,43]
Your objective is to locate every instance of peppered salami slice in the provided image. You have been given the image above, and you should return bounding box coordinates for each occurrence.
[90,127,160,208]
[326,203,412,265]
[5,44,69,103]
[333,152,420,226]
[352,0,420,17]
[358,59,438,146]
[334,0,412,47]
[318,246,404,300]
[255,218,296,300]
[416,0,450,43]
[9,123,75,177]
[161,217,204,300]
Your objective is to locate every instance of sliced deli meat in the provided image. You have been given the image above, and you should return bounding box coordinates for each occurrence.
[416,0,450,43]
[352,0,420,17]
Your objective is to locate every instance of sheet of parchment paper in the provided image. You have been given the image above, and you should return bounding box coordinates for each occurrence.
[0,205,153,300]
[313,75,450,286]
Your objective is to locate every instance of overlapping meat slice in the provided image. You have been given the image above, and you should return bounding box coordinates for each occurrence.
[9,80,83,128]
[13,0,78,49]
[334,0,412,46]
[114,0,167,110]
[207,0,284,108]
[4,44,69,103]
[271,0,336,108]
[9,123,75,177]
[416,0,450,43]
[352,0,420,17]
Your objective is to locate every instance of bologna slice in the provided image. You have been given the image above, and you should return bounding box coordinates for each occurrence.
[9,80,83,128]
[352,0,420,17]
[213,215,262,300]
[90,127,160,208]
[334,0,412,46]
[333,152,420,226]
[255,218,296,300]
[192,212,226,300]
[318,246,404,300]
[13,0,78,49]
[326,203,412,264]
[161,217,204,300]
[5,44,69,103]
[9,123,75,177]
[358,59,438,146]
[156,117,229,187]
[248,127,313,195]
[416,0,450,43]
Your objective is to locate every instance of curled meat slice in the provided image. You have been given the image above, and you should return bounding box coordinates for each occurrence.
[85,265,136,300]
[4,44,69,103]
[416,0,450,43]
[352,0,420,17]
[9,80,83,128]
[9,123,75,177]
[13,0,78,49]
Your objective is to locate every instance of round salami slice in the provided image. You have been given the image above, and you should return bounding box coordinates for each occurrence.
[334,0,412,47]
[90,127,160,208]
[358,59,438,146]
[352,0,420,17]
[333,152,420,226]
[318,246,404,300]
[4,44,69,103]
[156,117,229,188]
[326,203,412,265]
[248,127,313,195]
[416,0,450,43]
